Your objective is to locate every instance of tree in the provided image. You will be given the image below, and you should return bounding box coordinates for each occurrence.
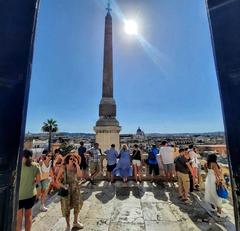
[41,119,58,152]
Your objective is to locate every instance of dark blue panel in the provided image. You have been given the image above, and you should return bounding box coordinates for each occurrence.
[206,0,240,229]
[0,0,39,230]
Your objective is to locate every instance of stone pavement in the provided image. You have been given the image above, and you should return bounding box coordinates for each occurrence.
[31,181,235,231]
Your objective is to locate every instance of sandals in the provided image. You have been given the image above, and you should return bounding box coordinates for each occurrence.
[182,198,191,204]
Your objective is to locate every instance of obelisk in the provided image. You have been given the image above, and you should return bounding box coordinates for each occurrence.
[94,1,121,151]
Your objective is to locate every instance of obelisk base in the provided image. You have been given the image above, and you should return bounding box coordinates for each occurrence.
[94,125,121,152]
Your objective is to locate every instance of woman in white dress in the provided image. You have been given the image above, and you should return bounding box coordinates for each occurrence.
[204,154,225,217]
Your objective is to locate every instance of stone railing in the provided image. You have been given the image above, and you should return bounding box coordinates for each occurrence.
[87,153,166,181]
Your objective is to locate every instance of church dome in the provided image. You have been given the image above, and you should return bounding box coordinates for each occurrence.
[136,127,145,137]
[137,127,142,134]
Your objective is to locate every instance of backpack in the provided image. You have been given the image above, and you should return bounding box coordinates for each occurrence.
[148,150,156,161]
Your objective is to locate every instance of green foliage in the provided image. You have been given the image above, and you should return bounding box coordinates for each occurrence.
[41,118,58,151]
[41,119,58,133]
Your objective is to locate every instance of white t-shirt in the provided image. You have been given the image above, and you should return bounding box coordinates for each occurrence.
[159,146,174,164]
[189,150,200,168]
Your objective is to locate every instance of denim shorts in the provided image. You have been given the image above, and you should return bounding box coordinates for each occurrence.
[38,179,50,190]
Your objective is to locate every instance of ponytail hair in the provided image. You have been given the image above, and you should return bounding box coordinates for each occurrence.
[23,149,33,167]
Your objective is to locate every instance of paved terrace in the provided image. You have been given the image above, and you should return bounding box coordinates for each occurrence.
[31,181,235,231]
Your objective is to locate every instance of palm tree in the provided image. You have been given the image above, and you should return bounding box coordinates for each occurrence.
[41,119,58,152]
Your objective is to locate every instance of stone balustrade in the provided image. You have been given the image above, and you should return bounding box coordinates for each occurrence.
[86,153,168,181]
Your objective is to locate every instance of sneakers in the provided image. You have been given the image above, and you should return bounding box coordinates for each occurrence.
[217,212,227,218]
[73,222,84,229]
[40,205,48,212]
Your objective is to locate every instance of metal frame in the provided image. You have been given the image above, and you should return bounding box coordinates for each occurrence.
[0,1,39,230]
[206,0,240,229]
[0,0,240,230]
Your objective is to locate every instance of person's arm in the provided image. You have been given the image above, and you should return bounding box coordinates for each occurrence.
[56,167,64,188]
[35,173,41,185]
[159,150,163,163]
[50,167,54,178]
[35,167,41,185]
[186,162,194,176]
[213,163,223,184]
[75,160,82,179]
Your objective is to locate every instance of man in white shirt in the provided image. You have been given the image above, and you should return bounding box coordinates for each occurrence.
[159,141,175,182]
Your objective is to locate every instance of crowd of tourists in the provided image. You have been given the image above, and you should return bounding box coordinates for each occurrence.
[17,141,228,231]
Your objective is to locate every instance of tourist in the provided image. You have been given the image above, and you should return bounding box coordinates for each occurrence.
[174,148,194,204]
[48,148,64,194]
[188,144,200,190]
[17,149,41,231]
[87,143,102,184]
[104,144,118,183]
[112,144,132,183]
[159,141,175,182]
[56,150,83,230]
[204,154,225,217]
[132,144,142,183]
[38,151,54,211]
[78,141,88,180]
[148,144,159,183]
[224,173,230,189]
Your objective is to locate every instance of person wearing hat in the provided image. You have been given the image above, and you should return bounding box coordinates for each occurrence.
[56,149,84,230]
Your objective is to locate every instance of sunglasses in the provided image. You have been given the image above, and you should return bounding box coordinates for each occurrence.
[47,155,52,157]
[69,157,75,161]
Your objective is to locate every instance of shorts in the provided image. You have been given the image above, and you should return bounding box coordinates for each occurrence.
[38,179,50,190]
[89,161,100,173]
[19,196,36,210]
[132,160,141,166]
[107,163,116,172]
[149,164,159,175]
[163,163,174,172]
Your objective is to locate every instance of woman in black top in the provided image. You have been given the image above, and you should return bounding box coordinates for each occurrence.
[78,141,88,180]
[132,144,142,183]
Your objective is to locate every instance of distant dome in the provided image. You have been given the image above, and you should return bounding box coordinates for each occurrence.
[137,127,142,133]
[136,127,145,137]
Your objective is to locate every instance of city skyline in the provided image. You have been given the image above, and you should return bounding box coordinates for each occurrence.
[26,0,224,134]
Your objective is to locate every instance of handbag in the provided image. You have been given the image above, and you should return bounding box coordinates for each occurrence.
[216,183,228,199]
[58,187,69,197]
[58,166,69,197]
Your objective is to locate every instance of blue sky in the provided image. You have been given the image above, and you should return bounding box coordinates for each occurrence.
[26,0,224,134]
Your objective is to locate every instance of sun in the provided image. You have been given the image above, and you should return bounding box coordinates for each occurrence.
[124,19,138,35]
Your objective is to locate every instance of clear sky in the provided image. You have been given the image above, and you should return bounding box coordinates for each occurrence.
[26,0,224,134]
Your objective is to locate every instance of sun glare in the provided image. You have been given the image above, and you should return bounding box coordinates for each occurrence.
[124,19,138,35]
